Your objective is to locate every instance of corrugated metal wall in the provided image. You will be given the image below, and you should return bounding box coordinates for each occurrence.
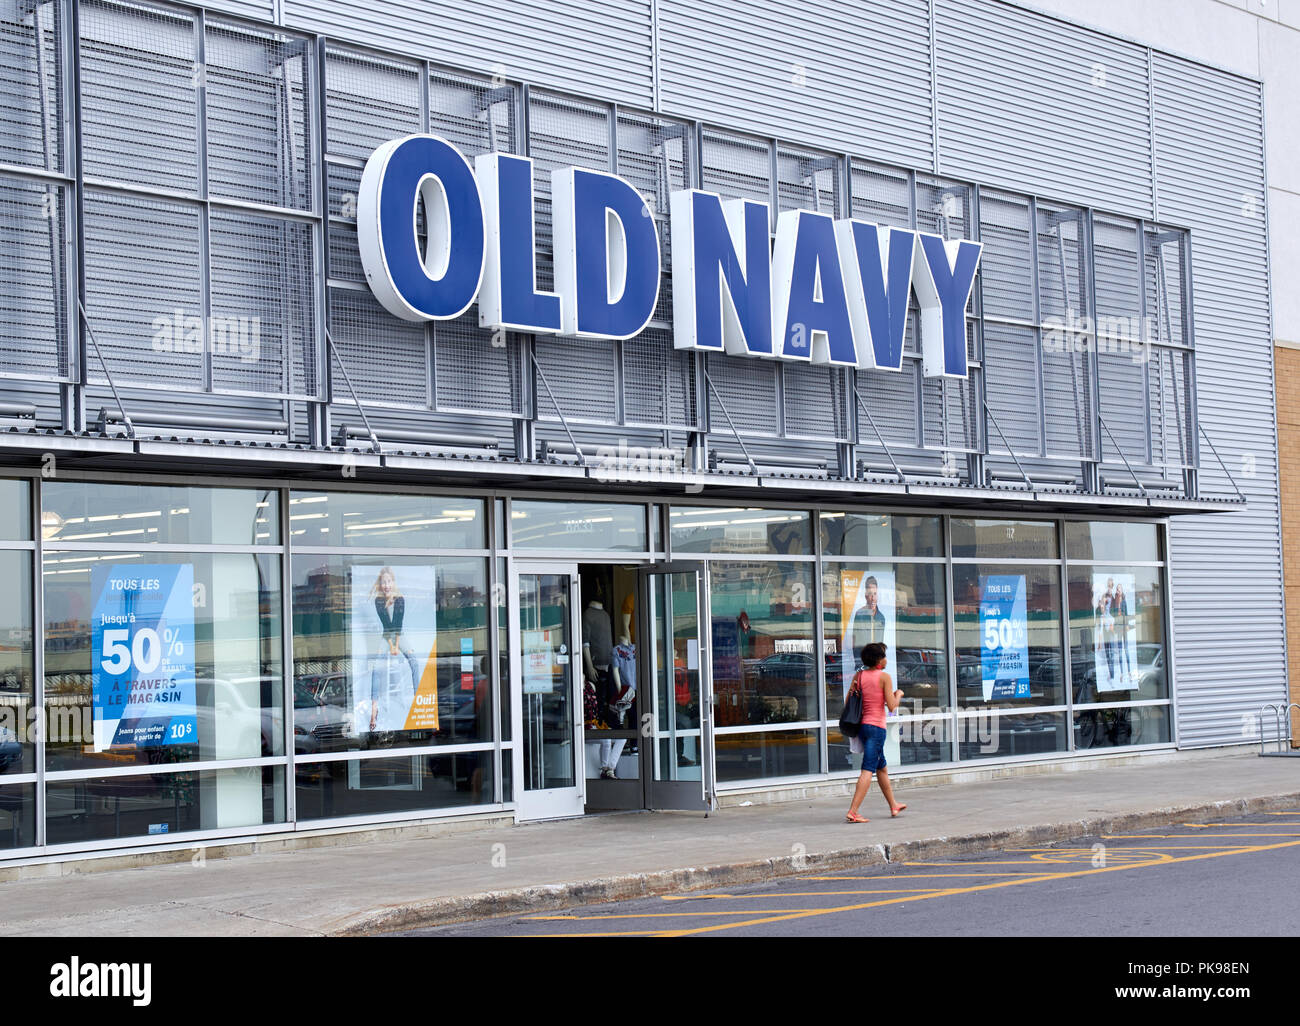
[283,0,655,107]
[1150,54,1283,746]
[934,0,1154,218]
[657,0,934,169]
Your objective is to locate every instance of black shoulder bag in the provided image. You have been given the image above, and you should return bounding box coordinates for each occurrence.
[838,673,863,740]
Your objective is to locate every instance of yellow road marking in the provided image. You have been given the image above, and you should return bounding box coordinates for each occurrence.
[660,888,952,899]
[1101,832,1300,839]
[522,906,941,921]
[794,871,1055,880]
[1183,822,1300,828]
[629,837,1300,938]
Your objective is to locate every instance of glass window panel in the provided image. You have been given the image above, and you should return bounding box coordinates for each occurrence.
[45,766,284,845]
[714,729,818,784]
[510,501,647,552]
[294,752,494,820]
[291,555,490,753]
[0,551,33,775]
[1068,565,1167,704]
[0,783,34,849]
[710,562,816,728]
[495,557,509,744]
[43,551,283,772]
[822,562,947,715]
[288,491,483,549]
[951,518,1058,560]
[819,512,942,558]
[43,482,279,546]
[1065,521,1162,563]
[829,714,953,774]
[670,507,811,555]
[957,711,1068,760]
[953,563,1064,708]
[0,479,30,540]
[1075,705,1170,751]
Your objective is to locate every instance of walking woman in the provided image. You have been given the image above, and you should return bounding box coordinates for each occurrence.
[845,642,907,823]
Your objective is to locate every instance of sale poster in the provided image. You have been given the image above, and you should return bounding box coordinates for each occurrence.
[1092,572,1139,693]
[979,574,1030,701]
[523,629,556,694]
[350,565,439,734]
[91,563,196,751]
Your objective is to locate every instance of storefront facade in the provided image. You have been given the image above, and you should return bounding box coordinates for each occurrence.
[0,0,1282,857]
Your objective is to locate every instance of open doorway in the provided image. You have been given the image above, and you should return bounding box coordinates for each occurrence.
[577,563,643,812]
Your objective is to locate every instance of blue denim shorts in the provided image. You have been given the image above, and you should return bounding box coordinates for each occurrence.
[860,724,887,773]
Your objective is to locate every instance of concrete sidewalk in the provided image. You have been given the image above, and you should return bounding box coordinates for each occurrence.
[3,748,1298,936]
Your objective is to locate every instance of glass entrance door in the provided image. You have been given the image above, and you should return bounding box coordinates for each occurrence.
[511,563,584,821]
[640,564,714,811]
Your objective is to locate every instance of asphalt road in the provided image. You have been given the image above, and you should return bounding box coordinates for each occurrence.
[406,807,1300,937]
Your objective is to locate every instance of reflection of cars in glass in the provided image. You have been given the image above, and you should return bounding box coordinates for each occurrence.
[292,674,352,754]
[893,648,943,704]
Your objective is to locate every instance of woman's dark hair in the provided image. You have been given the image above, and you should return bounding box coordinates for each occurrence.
[861,642,887,669]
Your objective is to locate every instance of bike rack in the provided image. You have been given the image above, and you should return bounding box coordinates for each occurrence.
[1258,703,1300,757]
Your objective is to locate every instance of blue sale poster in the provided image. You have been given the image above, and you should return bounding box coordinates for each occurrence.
[91,564,197,751]
[979,574,1030,702]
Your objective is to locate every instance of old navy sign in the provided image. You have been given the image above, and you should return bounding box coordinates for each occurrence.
[358,134,983,378]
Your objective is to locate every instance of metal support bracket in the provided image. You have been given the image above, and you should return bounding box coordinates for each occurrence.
[324,328,382,453]
[854,384,907,483]
[982,401,1033,489]
[1098,415,1146,495]
[529,348,587,466]
[1197,422,1246,503]
[77,298,133,439]
[701,365,757,475]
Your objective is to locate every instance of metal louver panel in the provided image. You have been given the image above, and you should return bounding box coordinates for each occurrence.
[0,0,63,172]
[284,0,654,107]
[204,19,314,210]
[0,173,68,380]
[701,129,770,207]
[208,208,316,397]
[623,328,696,429]
[658,0,933,168]
[783,362,846,440]
[534,335,617,424]
[708,354,777,437]
[978,190,1033,322]
[82,188,203,389]
[433,314,523,417]
[983,322,1039,456]
[850,161,911,229]
[1150,54,1282,748]
[934,0,1154,218]
[923,374,978,453]
[430,70,518,157]
[79,0,198,193]
[858,362,918,449]
[323,45,421,162]
[327,287,427,407]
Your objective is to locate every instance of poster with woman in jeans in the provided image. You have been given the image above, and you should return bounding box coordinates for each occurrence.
[350,565,440,734]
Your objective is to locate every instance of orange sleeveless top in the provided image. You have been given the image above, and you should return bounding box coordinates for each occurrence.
[857,668,887,729]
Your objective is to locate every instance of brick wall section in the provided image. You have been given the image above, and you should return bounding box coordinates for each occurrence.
[1278,346,1300,744]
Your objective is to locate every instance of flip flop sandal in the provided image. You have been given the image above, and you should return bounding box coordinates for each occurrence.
[845,812,869,823]
[890,804,907,817]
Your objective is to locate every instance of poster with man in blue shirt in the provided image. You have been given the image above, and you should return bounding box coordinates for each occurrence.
[979,574,1030,701]
[91,564,196,751]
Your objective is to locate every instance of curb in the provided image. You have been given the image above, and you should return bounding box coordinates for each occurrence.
[332,790,1300,935]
